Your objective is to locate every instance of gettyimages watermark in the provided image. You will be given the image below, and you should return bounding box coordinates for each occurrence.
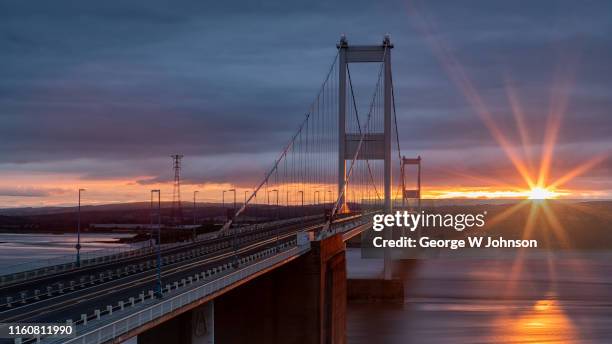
[372,211,487,232]
[360,199,611,259]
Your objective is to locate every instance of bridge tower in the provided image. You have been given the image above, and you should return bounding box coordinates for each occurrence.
[401,155,422,209]
[338,35,394,279]
[337,35,393,215]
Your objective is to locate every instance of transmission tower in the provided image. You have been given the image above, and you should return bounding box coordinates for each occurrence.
[171,154,184,225]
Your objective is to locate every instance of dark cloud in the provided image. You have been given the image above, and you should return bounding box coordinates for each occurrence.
[0,0,610,188]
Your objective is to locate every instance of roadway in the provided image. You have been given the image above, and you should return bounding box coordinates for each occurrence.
[0,215,334,325]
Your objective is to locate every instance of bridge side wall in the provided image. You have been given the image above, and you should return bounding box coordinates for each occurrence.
[215,234,346,344]
[137,309,191,344]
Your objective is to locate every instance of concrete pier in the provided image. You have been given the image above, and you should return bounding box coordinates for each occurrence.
[215,233,346,344]
[137,234,347,344]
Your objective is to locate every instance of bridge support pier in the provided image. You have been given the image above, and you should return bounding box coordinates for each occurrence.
[134,236,346,344]
[136,301,214,344]
[215,233,346,344]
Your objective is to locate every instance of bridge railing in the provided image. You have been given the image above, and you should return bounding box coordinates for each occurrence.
[0,238,198,287]
[215,214,324,239]
[41,238,311,344]
[1,215,319,287]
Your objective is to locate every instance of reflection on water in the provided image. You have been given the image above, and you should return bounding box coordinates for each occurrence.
[0,232,135,273]
[493,298,577,343]
[347,248,612,343]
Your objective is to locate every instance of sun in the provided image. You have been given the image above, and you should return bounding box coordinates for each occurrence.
[527,187,558,200]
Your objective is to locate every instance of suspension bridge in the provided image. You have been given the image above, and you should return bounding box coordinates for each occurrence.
[0,35,419,344]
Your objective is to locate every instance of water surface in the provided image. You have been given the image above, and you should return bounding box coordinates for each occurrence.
[0,232,136,274]
[347,248,612,343]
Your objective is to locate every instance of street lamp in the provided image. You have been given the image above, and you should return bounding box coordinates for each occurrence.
[76,188,86,267]
[253,191,258,222]
[269,189,279,248]
[314,191,320,206]
[149,191,154,248]
[228,189,236,212]
[192,190,199,241]
[225,189,236,221]
[151,189,162,298]
[298,190,304,215]
[273,189,279,213]
[268,189,279,220]
[222,190,226,215]
[222,189,237,220]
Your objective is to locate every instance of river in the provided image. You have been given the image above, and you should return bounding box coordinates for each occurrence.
[346,248,612,343]
[0,232,137,274]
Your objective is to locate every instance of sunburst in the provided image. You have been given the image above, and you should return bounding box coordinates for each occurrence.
[407,3,609,307]
[527,187,558,200]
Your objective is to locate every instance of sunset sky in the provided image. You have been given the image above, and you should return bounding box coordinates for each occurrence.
[0,0,610,207]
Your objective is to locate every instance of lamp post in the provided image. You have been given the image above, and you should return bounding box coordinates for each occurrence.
[314,191,320,206]
[225,189,236,221]
[298,190,304,216]
[228,189,236,213]
[269,189,279,248]
[286,190,290,217]
[192,190,199,241]
[222,189,237,220]
[222,190,226,220]
[76,188,86,267]
[151,189,162,298]
[254,191,258,223]
[267,189,270,219]
[268,189,278,220]
[149,191,154,248]
[273,189,279,218]
[244,190,249,205]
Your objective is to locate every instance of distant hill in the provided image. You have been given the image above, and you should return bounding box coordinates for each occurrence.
[0,201,215,216]
[0,202,226,232]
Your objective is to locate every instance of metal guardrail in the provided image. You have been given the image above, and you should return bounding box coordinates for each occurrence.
[330,215,371,236]
[215,215,324,238]
[2,215,323,287]
[41,239,311,344]
[0,239,200,287]
[0,241,150,275]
